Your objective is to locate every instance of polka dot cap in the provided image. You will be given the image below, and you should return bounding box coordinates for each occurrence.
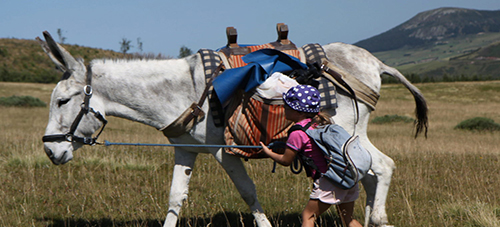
[283,85,321,113]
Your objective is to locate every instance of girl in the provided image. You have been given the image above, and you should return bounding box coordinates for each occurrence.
[260,85,362,227]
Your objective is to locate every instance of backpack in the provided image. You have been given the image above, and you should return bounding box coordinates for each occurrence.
[289,123,372,190]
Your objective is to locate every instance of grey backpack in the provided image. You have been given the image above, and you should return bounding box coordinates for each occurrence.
[289,123,372,189]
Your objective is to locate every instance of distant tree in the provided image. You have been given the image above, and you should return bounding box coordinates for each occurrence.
[406,73,421,83]
[137,37,143,52]
[57,28,67,44]
[119,38,133,54]
[442,73,451,82]
[178,45,192,58]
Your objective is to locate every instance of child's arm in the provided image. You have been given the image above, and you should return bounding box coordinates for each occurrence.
[259,142,297,166]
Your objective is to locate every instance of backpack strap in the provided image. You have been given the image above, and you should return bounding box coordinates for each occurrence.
[287,121,312,135]
[287,122,322,179]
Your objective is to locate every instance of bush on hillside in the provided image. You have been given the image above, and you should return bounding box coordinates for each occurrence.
[454,117,500,131]
[371,114,415,124]
[0,95,46,107]
[0,67,60,84]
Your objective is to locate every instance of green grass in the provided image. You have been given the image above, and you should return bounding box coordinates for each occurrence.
[371,114,414,124]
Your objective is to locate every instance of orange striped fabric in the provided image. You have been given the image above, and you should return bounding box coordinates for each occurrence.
[225,96,293,159]
[248,43,274,53]
[228,54,247,68]
[227,43,301,68]
[280,49,300,60]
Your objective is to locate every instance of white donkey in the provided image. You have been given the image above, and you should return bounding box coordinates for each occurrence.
[39,31,427,227]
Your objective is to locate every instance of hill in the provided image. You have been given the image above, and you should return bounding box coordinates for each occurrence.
[0,38,166,84]
[395,40,500,81]
[372,33,500,81]
[355,7,500,53]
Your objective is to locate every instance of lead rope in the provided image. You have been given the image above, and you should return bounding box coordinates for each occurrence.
[290,157,303,174]
[350,97,358,136]
[271,155,302,174]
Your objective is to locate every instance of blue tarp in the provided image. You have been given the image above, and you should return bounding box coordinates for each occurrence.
[212,48,307,106]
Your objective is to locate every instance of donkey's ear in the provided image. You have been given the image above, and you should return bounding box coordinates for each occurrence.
[38,31,83,73]
[36,36,65,72]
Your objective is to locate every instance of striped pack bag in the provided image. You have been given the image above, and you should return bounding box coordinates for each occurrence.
[224,72,298,159]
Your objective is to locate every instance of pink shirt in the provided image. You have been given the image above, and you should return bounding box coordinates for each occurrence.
[286,118,328,178]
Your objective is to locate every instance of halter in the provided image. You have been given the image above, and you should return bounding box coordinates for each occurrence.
[42,66,108,145]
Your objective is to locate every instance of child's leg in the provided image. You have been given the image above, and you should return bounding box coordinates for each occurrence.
[337,201,362,227]
[301,199,331,227]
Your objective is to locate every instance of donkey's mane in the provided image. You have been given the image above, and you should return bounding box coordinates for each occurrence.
[90,57,168,66]
[89,57,188,78]
[86,56,201,92]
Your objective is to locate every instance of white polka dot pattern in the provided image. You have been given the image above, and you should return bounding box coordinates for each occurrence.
[283,85,321,113]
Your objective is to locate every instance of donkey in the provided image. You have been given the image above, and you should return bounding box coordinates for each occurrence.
[39,31,427,227]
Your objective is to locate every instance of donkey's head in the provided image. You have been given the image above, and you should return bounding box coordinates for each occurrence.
[39,31,107,165]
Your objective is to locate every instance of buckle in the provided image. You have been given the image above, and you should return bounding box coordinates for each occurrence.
[83,85,93,96]
[83,137,95,145]
[190,105,203,117]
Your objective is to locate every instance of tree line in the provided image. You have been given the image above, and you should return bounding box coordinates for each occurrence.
[382,72,498,84]
[57,28,192,58]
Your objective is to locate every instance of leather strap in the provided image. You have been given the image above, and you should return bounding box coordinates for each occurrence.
[321,61,360,124]
[182,63,224,126]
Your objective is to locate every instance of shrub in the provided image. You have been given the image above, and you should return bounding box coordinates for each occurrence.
[454,117,500,131]
[0,47,8,57]
[371,114,415,124]
[0,95,46,107]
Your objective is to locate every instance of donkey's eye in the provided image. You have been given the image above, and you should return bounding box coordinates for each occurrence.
[57,98,70,107]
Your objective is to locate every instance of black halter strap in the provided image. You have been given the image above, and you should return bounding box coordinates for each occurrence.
[42,65,108,145]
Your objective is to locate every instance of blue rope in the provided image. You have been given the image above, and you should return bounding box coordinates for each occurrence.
[103,140,262,149]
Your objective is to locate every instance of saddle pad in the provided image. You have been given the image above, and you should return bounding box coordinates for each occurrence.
[224,94,293,159]
[197,49,225,127]
[302,43,337,111]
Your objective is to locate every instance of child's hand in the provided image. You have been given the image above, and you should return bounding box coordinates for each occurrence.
[260,141,296,166]
[259,142,271,155]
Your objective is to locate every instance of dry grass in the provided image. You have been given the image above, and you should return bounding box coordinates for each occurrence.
[0,81,499,226]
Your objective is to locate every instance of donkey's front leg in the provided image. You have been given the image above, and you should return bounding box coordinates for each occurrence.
[163,149,198,227]
[212,148,272,227]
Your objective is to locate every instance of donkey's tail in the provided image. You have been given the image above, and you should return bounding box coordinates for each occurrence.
[381,66,428,138]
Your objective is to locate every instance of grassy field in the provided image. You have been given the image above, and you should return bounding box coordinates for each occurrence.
[1,81,499,227]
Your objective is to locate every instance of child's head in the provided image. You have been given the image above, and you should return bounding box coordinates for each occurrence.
[283,85,321,113]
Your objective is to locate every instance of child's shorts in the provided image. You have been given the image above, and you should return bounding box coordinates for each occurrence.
[309,176,359,205]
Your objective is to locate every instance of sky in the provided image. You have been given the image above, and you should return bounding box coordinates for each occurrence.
[1,1,499,57]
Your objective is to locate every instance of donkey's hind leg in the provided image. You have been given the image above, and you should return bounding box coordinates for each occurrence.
[360,139,395,227]
[212,148,272,227]
[163,149,198,227]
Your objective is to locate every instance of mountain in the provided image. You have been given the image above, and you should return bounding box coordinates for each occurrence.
[352,7,500,81]
[355,7,500,53]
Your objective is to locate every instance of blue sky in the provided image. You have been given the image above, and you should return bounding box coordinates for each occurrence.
[1,1,499,57]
